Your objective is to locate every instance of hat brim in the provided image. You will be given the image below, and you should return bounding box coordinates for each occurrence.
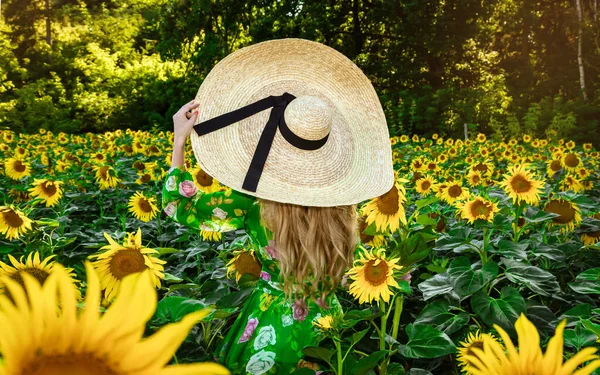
[190,38,394,207]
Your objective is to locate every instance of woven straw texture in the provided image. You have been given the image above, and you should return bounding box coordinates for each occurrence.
[190,38,394,207]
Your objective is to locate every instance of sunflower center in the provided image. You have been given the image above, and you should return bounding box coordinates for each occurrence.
[13,160,26,172]
[420,181,431,190]
[471,175,480,183]
[95,154,104,161]
[364,259,389,286]
[99,166,109,180]
[41,181,57,196]
[473,163,487,173]
[448,185,463,198]
[109,249,146,280]
[123,145,133,153]
[10,267,51,287]
[20,352,119,375]
[149,145,160,153]
[195,170,214,186]
[414,161,422,169]
[427,163,436,170]
[470,200,491,218]
[140,174,151,183]
[550,160,562,172]
[3,209,23,228]
[509,174,532,193]
[133,161,145,171]
[235,252,262,278]
[376,186,400,215]
[564,153,579,168]
[138,198,152,213]
[544,199,575,224]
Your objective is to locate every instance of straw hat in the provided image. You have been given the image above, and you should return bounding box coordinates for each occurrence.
[190,38,394,207]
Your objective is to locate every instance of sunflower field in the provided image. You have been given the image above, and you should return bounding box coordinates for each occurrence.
[0,128,599,375]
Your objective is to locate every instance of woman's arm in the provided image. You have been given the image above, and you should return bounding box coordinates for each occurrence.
[171,99,199,169]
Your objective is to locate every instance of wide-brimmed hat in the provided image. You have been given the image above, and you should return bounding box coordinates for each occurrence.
[190,38,393,207]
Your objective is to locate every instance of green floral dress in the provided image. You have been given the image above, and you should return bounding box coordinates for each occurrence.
[162,166,341,375]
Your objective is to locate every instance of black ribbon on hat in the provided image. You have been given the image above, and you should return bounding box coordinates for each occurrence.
[193,92,330,192]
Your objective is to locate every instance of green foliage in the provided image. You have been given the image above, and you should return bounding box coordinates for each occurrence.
[1,0,599,145]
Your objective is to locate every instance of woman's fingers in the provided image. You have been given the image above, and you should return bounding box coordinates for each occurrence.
[181,101,200,113]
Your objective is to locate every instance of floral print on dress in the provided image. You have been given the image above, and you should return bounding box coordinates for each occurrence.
[292,299,309,321]
[163,201,177,218]
[265,240,279,260]
[253,325,277,350]
[238,317,259,344]
[246,350,276,375]
[178,180,198,198]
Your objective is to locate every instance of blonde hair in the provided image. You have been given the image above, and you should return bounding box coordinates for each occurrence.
[259,200,358,298]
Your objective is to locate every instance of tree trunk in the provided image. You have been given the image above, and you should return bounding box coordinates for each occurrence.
[45,0,52,46]
[576,0,588,101]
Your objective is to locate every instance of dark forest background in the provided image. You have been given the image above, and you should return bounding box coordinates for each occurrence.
[1,0,600,144]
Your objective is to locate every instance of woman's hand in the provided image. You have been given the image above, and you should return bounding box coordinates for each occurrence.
[172,99,200,147]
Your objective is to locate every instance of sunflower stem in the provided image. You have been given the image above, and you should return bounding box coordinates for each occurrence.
[335,338,344,375]
[480,228,489,265]
[512,203,524,242]
[379,301,388,375]
[392,294,404,340]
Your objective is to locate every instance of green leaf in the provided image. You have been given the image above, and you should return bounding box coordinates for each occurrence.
[353,350,388,375]
[447,257,499,297]
[559,304,592,323]
[408,370,433,375]
[418,273,454,300]
[416,196,440,209]
[414,299,470,335]
[471,286,526,333]
[397,280,412,294]
[350,328,370,346]
[291,369,316,375]
[417,213,438,226]
[155,247,179,255]
[502,258,561,296]
[564,322,597,350]
[398,324,456,359]
[581,319,600,338]
[569,268,600,295]
[362,221,383,236]
[154,296,208,324]
[302,347,334,362]
[215,287,254,309]
[164,272,183,283]
[490,240,528,259]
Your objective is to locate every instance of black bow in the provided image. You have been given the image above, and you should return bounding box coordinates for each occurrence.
[194,93,330,192]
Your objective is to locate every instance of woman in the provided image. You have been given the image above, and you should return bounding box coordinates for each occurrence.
[162,38,394,374]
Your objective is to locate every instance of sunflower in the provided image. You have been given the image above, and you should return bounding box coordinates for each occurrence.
[471,161,494,178]
[226,249,262,282]
[543,199,582,233]
[0,206,32,241]
[4,158,31,180]
[499,164,545,205]
[561,174,585,193]
[456,196,500,224]
[466,170,485,187]
[0,262,228,375]
[347,248,402,305]
[565,140,576,150]
[547,159,563,177]
[562,152,581,171]
[0,252,78,296]
[90,152,107,164]
[400,135,409,143]
[313,315,334,331]
[522,134,532,143]
[456,331,499,372]
[425,160,439,173]
[410,158,426,172]
[190,166,222,193]
[136,171,156,184]
[94,165,120,190]
[581,213,600,246]
[128,191,160,222]
[28,179,64,207]
[439,183,470,205]
[576,167,591,180]
[146,144,162,156]
[463,314,600,375]
[200,226,223,242]
[415,176,437,196]
[89,228,165,301]
[361,182,407,234]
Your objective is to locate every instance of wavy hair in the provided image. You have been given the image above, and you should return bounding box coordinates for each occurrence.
[259,199,358,298]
